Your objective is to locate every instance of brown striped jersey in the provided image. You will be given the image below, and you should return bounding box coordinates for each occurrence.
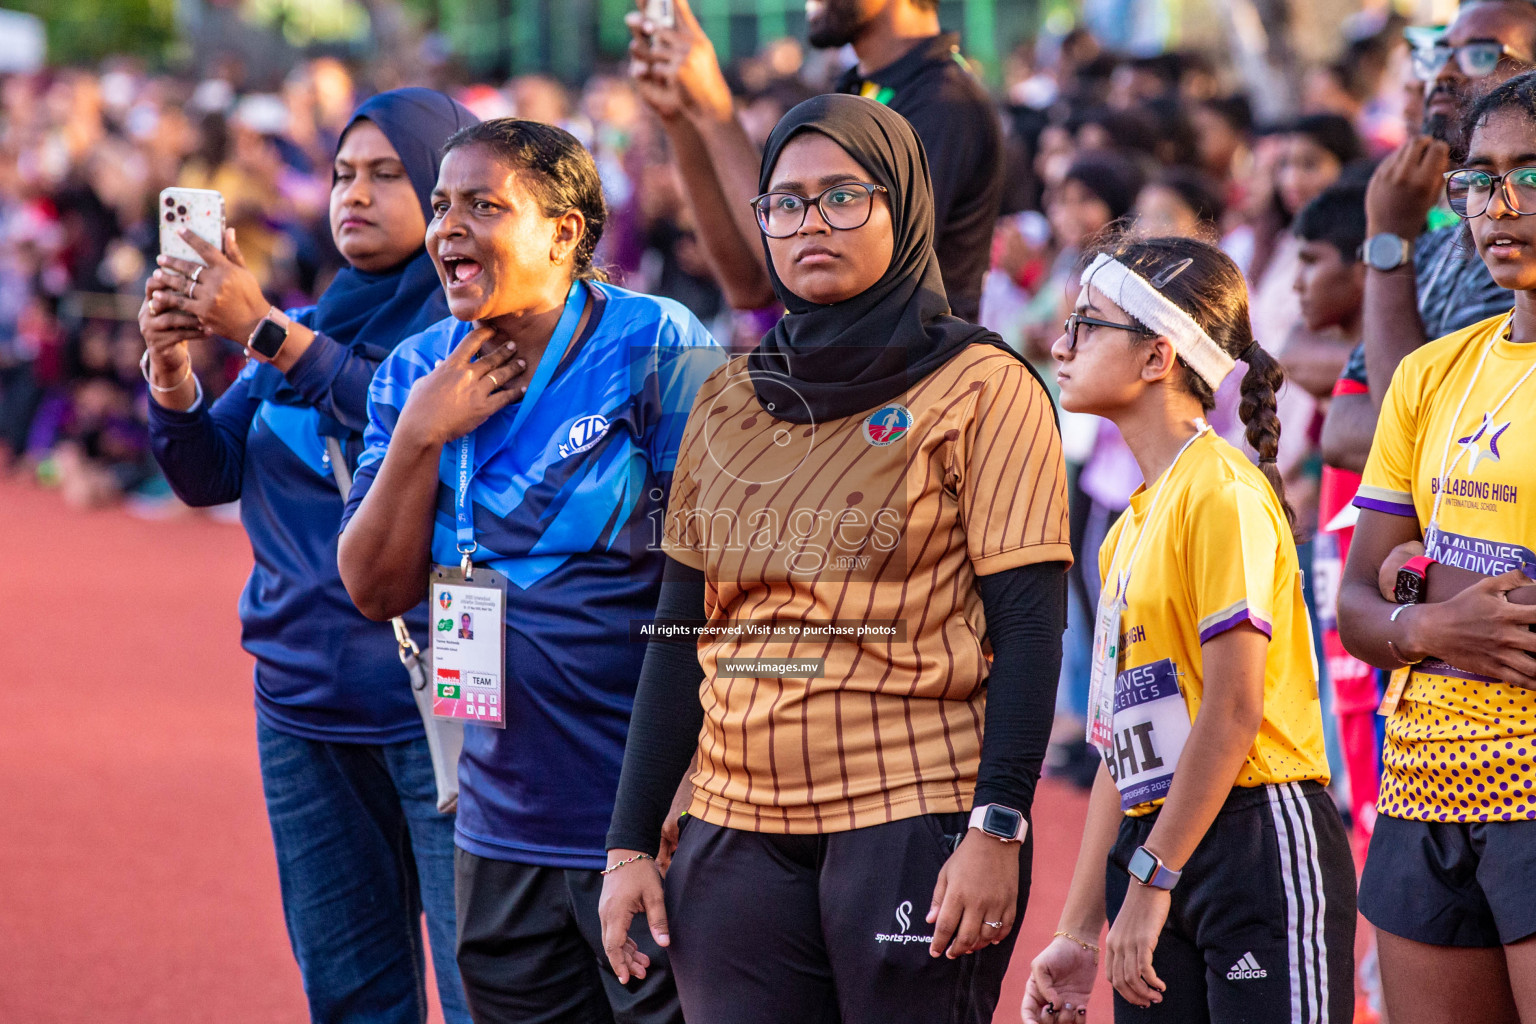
[661,344,1071,833]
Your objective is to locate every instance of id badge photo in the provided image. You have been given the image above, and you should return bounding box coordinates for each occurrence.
[430,564,507,727]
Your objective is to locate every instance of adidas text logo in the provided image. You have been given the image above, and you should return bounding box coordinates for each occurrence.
[1226,952,1268,981]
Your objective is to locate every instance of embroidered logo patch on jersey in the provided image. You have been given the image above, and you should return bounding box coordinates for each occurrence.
[558,414,611,459]
[863,404,912,447]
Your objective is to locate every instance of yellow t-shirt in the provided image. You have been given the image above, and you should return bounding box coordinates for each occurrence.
[1355,311,1536,822]
[1100,429,1328,816]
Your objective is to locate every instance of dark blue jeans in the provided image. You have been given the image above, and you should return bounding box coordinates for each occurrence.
[257,719,469,1024]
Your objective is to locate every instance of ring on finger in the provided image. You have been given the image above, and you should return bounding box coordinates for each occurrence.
[188,279,197,299]
[488,372,499,388]
[190,265,203,284]
[984,920,1004,929]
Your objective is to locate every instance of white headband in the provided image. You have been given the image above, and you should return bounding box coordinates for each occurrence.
[1079,253,1236,390]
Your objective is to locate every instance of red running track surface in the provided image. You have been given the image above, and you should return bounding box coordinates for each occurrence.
[0,477,1108,1023]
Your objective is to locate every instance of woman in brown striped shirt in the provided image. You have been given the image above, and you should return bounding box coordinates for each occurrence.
[597,95,1071,1024]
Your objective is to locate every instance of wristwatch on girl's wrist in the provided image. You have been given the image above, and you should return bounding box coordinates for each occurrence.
[1127,845,1181,890]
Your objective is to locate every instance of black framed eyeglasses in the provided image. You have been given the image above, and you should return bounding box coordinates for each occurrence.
[1444,165,1536,219]
[749,182,889,238]
[1411,41,1532,82]
[1063,313,1156,352]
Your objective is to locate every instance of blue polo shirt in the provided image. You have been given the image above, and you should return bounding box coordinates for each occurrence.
[342,282,723,867]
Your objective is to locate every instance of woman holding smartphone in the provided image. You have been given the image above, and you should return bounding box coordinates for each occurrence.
[1022,236,1356,1024]
[139,89,477,1024]
[1338,72,1536,1024]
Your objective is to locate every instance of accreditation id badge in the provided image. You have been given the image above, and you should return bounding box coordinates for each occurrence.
[430,564,507,727]
[1086,583,1125,753]
[1103,658,1193,811]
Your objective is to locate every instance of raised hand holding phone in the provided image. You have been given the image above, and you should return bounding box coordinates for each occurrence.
[152,228,273,344]
[625,0,733,125]
[643,0,674,30]
[137,271,206,411]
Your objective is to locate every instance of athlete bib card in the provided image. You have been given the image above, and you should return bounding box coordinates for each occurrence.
[430,564,507,727]
[1103,658,1193,811]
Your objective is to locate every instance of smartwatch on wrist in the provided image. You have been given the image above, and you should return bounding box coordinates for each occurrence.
[1394,555,1436,605]
[968,803,1027,843]
[247,308,291,360]
[1361,232,1413,272]
[1127,845,1181,890]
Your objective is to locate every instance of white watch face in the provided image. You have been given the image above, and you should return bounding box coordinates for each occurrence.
[1367,234,1406,270]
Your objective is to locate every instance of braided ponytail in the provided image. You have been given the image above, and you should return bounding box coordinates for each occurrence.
[1237,341,1295,526]
[1086,234,1295,529]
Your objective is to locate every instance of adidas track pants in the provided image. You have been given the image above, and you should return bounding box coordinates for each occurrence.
[1105,781,1356,1024]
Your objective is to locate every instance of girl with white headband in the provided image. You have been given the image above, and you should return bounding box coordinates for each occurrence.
[1021,236,1355,1024]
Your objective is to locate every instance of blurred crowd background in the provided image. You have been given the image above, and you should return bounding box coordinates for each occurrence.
[0,0,1444,508]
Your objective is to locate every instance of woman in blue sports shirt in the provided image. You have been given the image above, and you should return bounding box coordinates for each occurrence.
[139,89,476,1024]
[338,118,722,1024]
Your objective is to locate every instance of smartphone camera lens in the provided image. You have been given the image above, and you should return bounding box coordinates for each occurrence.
[164,197,174,207]
[177,205,187,216]
[164,212,175,222]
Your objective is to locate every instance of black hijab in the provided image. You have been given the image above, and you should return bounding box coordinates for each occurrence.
[250,88,478,416]
[747,94,1012,423]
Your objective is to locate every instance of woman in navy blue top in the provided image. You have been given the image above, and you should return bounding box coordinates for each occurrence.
[338,118,722,1024]
[139,89,476,1024]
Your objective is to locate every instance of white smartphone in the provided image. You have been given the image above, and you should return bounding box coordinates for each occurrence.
[158,187,226,266]
[644,0,674,29]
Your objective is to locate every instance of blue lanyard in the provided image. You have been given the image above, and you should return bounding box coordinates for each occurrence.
[455,281,587,570]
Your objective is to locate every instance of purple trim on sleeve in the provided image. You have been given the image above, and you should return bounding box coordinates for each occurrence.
[1353,496,1417,517]
[1199,608,1273,644]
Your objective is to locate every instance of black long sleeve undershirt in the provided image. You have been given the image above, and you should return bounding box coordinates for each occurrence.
[971,560,1069,816]
[605,558,1069,855]
[606,557,709,855]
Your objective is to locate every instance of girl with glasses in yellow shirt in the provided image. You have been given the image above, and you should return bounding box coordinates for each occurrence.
[1023,236,1355,1024]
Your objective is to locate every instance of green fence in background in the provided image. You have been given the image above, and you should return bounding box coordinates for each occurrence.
[433,0,1040,88]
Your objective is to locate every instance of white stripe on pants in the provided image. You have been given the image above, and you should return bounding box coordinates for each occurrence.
[1265,782,1329,1023]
